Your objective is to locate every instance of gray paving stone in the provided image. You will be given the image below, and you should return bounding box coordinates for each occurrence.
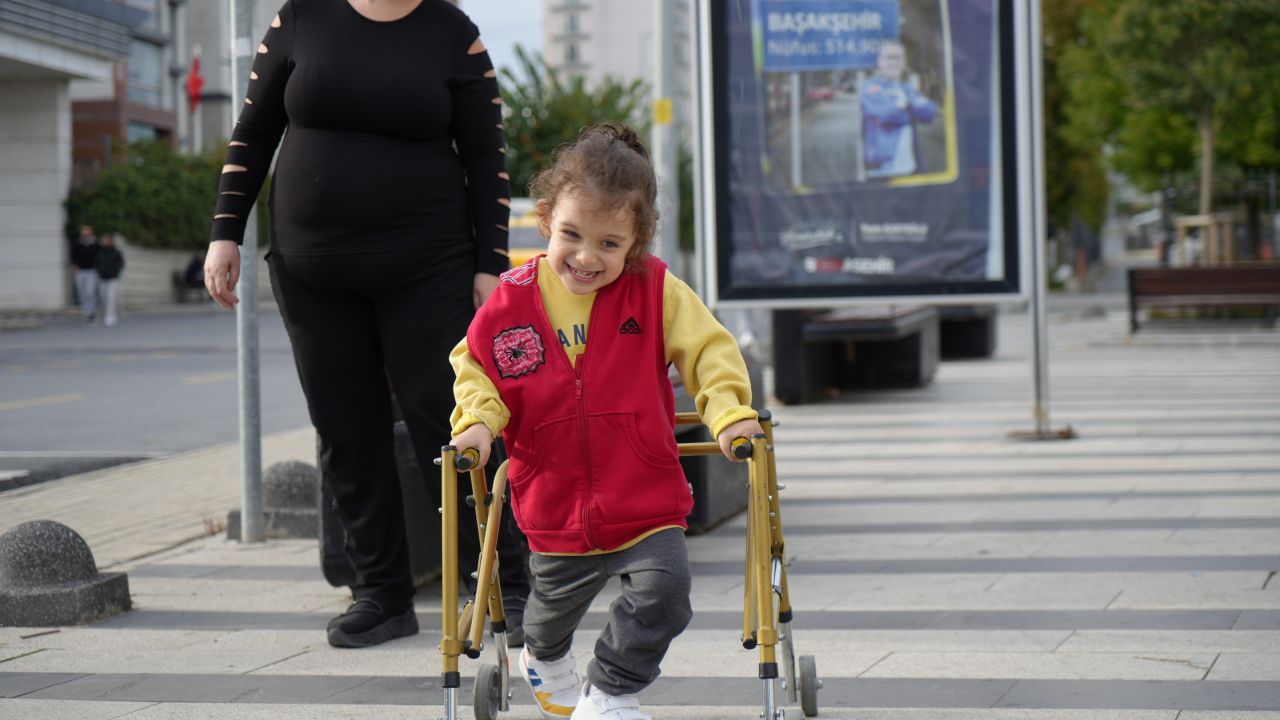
[0,699,153,719]
[20,673,371,704]
[0,672,86,698]
[995,679,1280,710]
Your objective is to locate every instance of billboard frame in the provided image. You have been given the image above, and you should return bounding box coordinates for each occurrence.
[697,0,1036,309]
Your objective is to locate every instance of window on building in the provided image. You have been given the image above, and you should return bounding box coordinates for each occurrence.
[124,0,161,32]
[566,44,579,64]
[566,14,578,33]
[127,40,163,106]
[127,122,158,143]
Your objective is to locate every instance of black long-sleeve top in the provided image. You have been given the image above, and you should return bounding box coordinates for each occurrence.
[210,0,510,276]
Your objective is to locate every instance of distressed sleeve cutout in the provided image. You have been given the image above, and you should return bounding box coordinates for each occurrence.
[258,43,269,54]
[498,172,509,180]
[484,69,496,78]
[220,191,247,196]
[491,97,501,105]
[271,13,282,28]
[229,141,248,147]
[250,71,259,80]
[498,148,505,154]
[222,164,247,174]
[495,224,507,232]
[495,248,509,257]
[214,214,238,220]
[468,38,486,55]
[497,198,510,207]
[244,98,254,105]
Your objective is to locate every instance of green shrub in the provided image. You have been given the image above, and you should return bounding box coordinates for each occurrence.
[65,140,269,251]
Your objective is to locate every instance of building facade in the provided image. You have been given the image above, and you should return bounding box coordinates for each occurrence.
[69,0,187,187]
[0,0,142,309]
[541,0,693,137]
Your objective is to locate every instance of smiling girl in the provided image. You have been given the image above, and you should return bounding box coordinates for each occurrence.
[448,122,761,720]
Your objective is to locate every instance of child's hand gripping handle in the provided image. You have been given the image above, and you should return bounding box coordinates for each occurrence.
[454,447,481,472]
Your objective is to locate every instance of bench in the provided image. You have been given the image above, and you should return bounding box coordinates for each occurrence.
[171,269,206,303]
[1128,266,1280,333]
[773,305,939,404]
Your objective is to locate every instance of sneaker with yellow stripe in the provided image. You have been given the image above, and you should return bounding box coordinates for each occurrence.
[519,646,581,719]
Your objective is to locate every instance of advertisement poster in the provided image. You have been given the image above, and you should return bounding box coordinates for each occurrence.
[705,0,1025,304]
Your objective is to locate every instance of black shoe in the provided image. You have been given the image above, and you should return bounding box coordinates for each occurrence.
[327,599,418,648]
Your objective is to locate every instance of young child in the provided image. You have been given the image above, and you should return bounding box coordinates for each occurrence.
[449,122,762,720]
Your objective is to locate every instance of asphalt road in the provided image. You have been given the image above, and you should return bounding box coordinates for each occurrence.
[0,306,311,487]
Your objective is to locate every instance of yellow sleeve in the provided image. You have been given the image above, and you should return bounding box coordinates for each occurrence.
[449,336,510,437]
[662,270,757,439]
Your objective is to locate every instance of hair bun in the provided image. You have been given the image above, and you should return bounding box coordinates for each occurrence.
[585,121,650,161]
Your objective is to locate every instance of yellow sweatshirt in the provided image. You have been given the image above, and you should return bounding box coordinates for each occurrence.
[450,257,756,442]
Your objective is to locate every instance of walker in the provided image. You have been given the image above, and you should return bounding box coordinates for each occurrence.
[436,408,820,719]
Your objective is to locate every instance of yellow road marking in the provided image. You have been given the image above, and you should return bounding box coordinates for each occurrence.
[182,372,238,386]
[0,393,86,411]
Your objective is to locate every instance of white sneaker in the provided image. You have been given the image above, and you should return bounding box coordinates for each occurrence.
[520,647,582,719]
[569,682,651,720]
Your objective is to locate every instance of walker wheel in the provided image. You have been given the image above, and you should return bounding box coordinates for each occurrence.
[798,655,819,717]
[473,662,502,720]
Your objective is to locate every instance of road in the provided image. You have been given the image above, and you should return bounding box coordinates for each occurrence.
[0,307,310,486]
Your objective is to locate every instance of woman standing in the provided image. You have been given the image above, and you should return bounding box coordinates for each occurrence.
[206,0,526,648]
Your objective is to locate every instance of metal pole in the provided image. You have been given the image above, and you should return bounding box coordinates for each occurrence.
[1028,0,1050,435]
[1011,0,1073,442]
[652,0,681,268]
[230,0,263,541]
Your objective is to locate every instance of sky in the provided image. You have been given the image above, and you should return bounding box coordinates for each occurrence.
[458,2,543,77]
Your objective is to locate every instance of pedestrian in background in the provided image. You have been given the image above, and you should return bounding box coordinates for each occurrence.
[96,233,125,327]
[204,0,529,649]
[71,225,100,323]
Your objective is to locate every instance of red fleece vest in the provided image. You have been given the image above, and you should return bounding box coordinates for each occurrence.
[466,255,691,553]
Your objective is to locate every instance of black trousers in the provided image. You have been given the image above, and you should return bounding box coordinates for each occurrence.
[269,246,529,613]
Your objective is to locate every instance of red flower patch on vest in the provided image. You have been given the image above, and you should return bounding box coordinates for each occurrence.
[492,325,546,379]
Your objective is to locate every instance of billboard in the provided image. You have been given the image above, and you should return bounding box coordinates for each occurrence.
[699,0,1031,306]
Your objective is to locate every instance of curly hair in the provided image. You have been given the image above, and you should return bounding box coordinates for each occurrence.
[528,122,659,272]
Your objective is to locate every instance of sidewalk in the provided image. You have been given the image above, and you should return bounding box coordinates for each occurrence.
[1,307,1278,718]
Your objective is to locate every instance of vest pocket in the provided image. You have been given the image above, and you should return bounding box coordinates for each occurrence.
[586,412,683,524]
[509,415,584,531]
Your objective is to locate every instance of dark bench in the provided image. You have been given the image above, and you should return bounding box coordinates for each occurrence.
[773,305,939,404]
[1128,266,1280,333]
[172,269,206,303]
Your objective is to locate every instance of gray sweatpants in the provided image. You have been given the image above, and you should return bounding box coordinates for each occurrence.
[523,527,693,696]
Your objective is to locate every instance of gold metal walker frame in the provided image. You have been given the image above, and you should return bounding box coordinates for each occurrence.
[436,408,820,719]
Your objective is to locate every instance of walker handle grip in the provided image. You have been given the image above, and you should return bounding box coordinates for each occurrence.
[455,447,480,472]
[731,437,753,460]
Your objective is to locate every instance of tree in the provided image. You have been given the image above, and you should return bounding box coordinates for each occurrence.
[1043,0,1109,233]
[498,46,696,251]
[499,46,648,198]
[1062,0,1280,214]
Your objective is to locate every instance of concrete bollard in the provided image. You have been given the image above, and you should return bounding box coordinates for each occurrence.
[0,520,130,626]
[226,460,320,540]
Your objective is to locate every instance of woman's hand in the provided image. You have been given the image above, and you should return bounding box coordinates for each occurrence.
[204,240,241,310]
[452,423,494,468]
[716,417,765,462]
[474,272,500,308]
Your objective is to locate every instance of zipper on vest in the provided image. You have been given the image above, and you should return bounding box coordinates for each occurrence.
[575,372,600,550]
